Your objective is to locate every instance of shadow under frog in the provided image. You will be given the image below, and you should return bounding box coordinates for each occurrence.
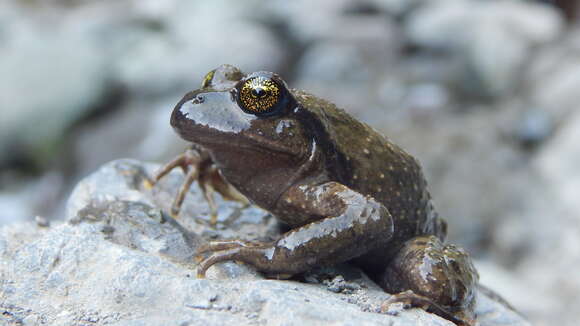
[153,64,479,325]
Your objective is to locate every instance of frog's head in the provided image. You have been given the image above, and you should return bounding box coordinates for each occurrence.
[171,65,310,164]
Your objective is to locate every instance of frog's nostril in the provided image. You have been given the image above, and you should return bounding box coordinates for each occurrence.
[192,95,205,104]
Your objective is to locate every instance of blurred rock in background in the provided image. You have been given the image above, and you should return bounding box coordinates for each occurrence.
[0,0,579,325]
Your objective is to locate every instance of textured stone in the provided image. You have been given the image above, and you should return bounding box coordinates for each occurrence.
[478,108,580,325]
[0,159,529,325]
[0,5,110,167]
[113,0,284,97]
[405,0,563,96]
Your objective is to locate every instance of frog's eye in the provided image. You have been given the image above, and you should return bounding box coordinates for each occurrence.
[237,76,282,116]
[201,70,216,89]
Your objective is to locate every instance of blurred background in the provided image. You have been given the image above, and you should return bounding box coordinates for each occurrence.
[0,0,578,324]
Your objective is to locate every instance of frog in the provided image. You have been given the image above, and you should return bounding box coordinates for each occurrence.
[153,64,479,325]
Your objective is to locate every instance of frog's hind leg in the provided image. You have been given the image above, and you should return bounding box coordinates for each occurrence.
[379,235,479,326]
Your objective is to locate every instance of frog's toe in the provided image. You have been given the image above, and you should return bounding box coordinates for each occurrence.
[169,205,181,218]
[142,178,155,190]
[380,291,476,326]
[209,211,218,226]
[196,240,259,255]
[196,248,242,277]
[380,290,435,313]
[194,240,273,277]
[380,290,415,314]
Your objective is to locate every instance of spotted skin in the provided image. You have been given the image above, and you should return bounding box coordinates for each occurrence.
[287,90,447,275]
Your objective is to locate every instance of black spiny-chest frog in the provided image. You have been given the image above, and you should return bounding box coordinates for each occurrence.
[154,65,479,325]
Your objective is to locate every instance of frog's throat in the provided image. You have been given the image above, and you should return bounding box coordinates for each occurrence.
[195,132,308,159]
[271,138,320,209]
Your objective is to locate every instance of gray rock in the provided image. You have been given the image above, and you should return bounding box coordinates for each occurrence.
[512,109,554,149]
[69,97,185,179]
[264,0,360,43]
[295,16,400,80]
[481,109,580,326]
[110,1,285,97]
[0,4,111,167]
[0,172,65,226]
[367,0,427,16]
[524,27,580,121]
[405,0,563,97]
[292,15,401,119]
[0,159,528,325]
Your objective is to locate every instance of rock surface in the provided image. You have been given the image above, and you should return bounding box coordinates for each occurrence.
[0,159,529,325]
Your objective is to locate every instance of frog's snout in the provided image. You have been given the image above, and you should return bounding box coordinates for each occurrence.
[171,90,253,136]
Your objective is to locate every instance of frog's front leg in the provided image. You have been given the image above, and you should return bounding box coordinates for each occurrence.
[152,147,247,224]
[380,235,479,326]
[196,182,394,277]
[153,148,205,217]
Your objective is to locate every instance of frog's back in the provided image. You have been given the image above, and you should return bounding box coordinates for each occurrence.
[293,90,445,246]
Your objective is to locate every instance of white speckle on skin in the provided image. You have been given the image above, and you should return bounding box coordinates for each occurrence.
[263,247,275,260]
[276,120,293,134]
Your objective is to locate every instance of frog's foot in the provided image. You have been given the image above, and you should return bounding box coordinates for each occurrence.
[153,148,248,225]
[381,290,476,326]
[379,235,479,326]
[195,240,271,278]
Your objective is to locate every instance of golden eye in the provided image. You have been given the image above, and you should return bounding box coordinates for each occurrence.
[238,77,281,114]
[201,70,215,88]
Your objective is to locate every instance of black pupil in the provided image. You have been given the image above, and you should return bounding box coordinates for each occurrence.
[252,87,267,98]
